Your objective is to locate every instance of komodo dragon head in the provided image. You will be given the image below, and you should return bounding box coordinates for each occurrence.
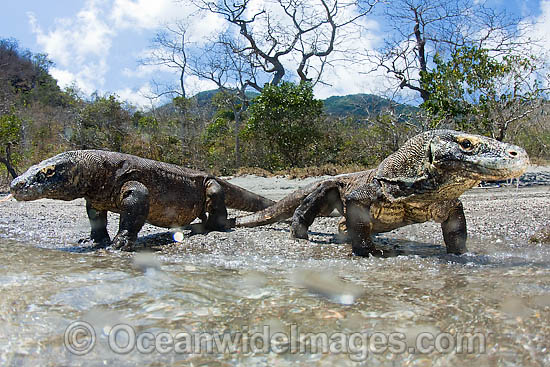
[378,130,529,184]
[427,130,529,180]
[10,152,85,201]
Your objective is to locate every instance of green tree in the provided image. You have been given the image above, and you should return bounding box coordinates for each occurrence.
[72,94,130,151]
[0,113,22,179]
[243,82,323,169]
[202,109,237,174]
[420,46,545,140]
[371,0,535,105]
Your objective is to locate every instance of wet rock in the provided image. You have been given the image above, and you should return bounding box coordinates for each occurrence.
[529,226,550,244]
[291,269,364,305]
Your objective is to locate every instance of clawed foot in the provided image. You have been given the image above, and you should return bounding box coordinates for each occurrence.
[204,216,235,232]
[290,223,309,240]
[78,237,110,249]
[190,217,235,236]
[351,237,383,257]
[225,218,236,229]
[351,246,384,257]
[111,231,136,251]
[189,223,208,234]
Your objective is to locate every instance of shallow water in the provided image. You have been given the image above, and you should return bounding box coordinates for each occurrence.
[1,233,549,366]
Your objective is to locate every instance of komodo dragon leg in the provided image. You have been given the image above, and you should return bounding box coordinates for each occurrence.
[203,179,231,231]
[85,199,110,247]
[441,200,468,254]
[290,181,343,240]
[344,182,384,257]
[112,181,150,251]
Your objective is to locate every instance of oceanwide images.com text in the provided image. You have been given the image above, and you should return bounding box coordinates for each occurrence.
[65,321,488,361]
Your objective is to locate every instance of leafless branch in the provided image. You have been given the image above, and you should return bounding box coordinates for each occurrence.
[187,0,377,86]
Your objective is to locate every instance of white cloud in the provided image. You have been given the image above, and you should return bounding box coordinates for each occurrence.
[532,1,550,51]
[110,0,193,29]
[535,1,550,89]
[515,0,550,89]
[122,45,188,78]
[314,64,386,99]
[28,2,113,66]
[183,74,219,95]
[49,68,78,89]
[110,0,225,43]
[122,65,154,79]
[116,83,157,108]
[27,0,227,99]
[50,59,108,95]
[113,75,219,109]
[186,11,226,43]
[28,0,114,94]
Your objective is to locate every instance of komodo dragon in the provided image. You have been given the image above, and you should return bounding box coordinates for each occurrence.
[235,130,529,256]
[10,150,274,250]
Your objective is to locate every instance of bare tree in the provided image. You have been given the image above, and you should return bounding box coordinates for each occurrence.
[368,0,535,103]
[141,21,190,98]
[187,33,260,165]
[483,63,548,141]
[184,0,377,88]
[142,1,378,165]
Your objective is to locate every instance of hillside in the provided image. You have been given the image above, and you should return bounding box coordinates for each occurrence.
[155,89,418,121]
[323,93,418,119]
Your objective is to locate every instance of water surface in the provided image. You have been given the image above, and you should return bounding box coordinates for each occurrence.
[1,233,549,366]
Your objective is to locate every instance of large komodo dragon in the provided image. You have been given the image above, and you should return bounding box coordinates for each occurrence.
[235,130,529,256]
[9,150,274,250]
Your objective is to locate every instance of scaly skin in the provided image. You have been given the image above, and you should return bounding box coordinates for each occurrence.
[10,150,274,250]
[236,130,530,256]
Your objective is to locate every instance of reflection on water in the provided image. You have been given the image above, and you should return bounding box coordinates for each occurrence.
[1,236,549,366]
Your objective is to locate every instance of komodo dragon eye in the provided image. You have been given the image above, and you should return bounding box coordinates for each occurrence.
[458,139,474,152]
[41,166,56,177]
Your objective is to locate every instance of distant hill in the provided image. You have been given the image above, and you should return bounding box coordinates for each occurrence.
[153,89,259,118]
[154,89,418,121]
[323,93,418,119]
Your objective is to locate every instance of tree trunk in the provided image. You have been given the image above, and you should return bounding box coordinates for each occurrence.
[1,160,17,179]
[234,110,241,168]
[413,8,430,103]
[0,145,18,179]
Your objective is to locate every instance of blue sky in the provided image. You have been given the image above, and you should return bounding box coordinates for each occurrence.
[1,0,549,108]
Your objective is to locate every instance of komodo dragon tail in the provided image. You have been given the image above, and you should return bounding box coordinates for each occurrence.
[217,180,276,212]
[234,184,319,227]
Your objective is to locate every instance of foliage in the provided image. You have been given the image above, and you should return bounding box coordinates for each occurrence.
[201,112,237,174]
[133,112,159,132]
[72,94,131,151]
[0,114,21,146]
[333,114,417,167]
[372,0,536,106]
[243,82,324,169]
[420,46,544,140]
